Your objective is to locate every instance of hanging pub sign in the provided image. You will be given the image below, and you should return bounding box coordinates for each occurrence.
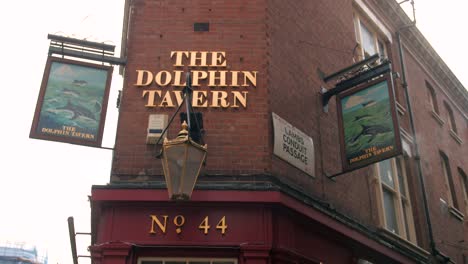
[30,57,112,147]
[337,73,402,172]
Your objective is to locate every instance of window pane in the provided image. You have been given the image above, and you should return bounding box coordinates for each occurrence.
[360,22,376,58]
[142,262,163,264]
[449,110,457,133]
[379,159,395,189]
[396,158,406,197]
[213,262,235,264]
[166,262,186,264]
[427,88,434,111]
[426,83,439,113]
[190,262,210,264]
[427,88,433,105]
[383,189,399,234]
[402,202,411,240]
[459,169,468,201]
[441,153,459,209]
[378,40,385,58]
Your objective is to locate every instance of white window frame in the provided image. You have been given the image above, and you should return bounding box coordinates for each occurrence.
[426,82,439,114]
[353,0,392,42]
[374,156,417,243]
[353,14,387,61]
[440,153,465,221]
[459,168,468,215]
[440,152,459,210]
[443,102,458,134]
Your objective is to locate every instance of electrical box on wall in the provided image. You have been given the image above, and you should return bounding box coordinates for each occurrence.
[146,114,168,144]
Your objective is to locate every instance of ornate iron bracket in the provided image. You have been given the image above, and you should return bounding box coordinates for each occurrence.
[321,54,392,112]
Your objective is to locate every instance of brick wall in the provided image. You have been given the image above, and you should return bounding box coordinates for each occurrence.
[267,0,382,228]
[112,0,270,179]
[111,0,467,262]
[403,42,468,262]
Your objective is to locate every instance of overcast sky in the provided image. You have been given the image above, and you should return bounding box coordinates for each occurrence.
[0,1,124,264]
[0,1,466,264]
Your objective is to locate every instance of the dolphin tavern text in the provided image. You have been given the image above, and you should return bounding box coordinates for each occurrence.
[135,51,257,108]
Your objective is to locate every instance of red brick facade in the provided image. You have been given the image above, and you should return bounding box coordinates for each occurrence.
[112,0,270,178]
[93,0,468,263]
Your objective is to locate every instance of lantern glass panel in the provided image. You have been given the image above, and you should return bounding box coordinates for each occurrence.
[181,144,206,196]
[164,143,187,196]
[162,140,206,199]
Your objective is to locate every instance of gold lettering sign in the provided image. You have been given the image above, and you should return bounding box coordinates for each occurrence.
[149,215,228,235]
[135,51,257,109]
[40,126,96,140]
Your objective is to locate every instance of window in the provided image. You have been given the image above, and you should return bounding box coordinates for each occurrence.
[139,258,236,264]
[375,157,416,242]
[426,82,439,114]
[354,14,387,61]
[459,168,468,214]
[440,152,459,210]
[443,102,458,134]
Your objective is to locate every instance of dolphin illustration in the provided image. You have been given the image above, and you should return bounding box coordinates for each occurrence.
[361,100,376,107]
[72,80,88,86]
[353,114,371,121]
[61,88,80,97]
[46,98,60,103]
[350,124,392,144]
[56,100,97,121]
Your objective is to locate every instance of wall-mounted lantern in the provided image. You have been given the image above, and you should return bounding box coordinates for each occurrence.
[161,120,207,200]
[157,72,207,200]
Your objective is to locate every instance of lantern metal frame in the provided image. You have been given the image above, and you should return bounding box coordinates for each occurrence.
[156,72,207,200]
[160,121,207,200]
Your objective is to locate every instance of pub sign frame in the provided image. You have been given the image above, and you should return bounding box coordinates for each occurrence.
[30,56,113,147]
[337,73,402,172]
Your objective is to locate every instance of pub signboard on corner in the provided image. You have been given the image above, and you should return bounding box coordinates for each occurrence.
[337,73,402,172]
[30,57,112,147]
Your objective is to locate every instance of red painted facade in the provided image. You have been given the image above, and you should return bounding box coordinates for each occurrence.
[90,189,418,264]
[90,0,468,263]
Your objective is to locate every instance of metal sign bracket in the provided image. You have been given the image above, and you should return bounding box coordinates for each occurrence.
[47,34,126,66]
[321,54,392,112]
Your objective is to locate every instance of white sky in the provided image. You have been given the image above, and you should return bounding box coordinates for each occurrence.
[0,1,124,264]
[0,1,466,264]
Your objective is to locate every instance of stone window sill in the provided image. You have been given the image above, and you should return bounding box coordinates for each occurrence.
[430,110,444,127]
[449,206,464,222]
[378,228,429,257]
[396,101,406,116]
[449,130,463,145]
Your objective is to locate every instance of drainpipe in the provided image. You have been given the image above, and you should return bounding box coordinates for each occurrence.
[396,29,454,264]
